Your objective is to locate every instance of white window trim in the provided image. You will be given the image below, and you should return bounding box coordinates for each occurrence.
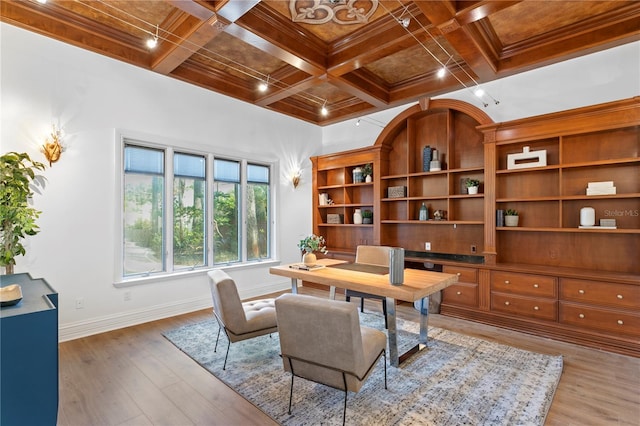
[113,129,279,286]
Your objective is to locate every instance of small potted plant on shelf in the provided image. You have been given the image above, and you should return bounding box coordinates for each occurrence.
[504,209,519,227]
[362,209,373,224]
[465,178,480,195]
[361,163,373,182]
[298,234,328,266]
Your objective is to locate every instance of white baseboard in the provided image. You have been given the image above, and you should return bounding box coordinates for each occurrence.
[59,280,291,342]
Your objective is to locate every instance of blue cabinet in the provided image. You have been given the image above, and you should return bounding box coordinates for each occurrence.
[1,273,58,426]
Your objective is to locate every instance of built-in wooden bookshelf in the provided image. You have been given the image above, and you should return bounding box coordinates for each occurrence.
[311,97,640,356]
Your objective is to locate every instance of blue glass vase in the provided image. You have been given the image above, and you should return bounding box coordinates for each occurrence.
[423,146,432,172]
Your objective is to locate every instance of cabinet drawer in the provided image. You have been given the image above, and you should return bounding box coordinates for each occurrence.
[491,271,557,298]
[442,283,478,308]
[443,266,477,283]
[491,293,557,321]
[559,302,640,337]
[560,278,640,310]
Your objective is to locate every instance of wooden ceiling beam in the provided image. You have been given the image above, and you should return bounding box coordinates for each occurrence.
[415,1,500,80]
[229,3,327,76]
[151,12,225,74]
[327,73,388,108]
[255,75,323,107]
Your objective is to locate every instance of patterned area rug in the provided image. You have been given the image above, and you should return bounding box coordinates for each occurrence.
[163,312,562,425]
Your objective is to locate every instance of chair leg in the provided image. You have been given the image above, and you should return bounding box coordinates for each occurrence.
[288,374,294,415]
[346,294,351,302]
[360,298,365,313]
[382,299,388,329]
[383,350,387,389]
[287,358,295,415]
[342,373,348,426]
[222,339,231,370]
[214,326,221,352]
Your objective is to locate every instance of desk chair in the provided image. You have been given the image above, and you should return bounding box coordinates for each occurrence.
[275,293,387,425]
[345,245,392,328]
[207,269,278,369]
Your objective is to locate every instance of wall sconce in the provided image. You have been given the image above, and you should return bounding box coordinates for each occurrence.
[41,124,64,166]
[291,170,301,188]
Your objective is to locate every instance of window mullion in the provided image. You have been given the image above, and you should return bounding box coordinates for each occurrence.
[165,147,174,272]
[207,153,215,267]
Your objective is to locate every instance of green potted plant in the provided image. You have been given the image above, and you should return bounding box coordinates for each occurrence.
[362,209,373,224]
[465,178,480,195]
[505,209,519,227]
[361,163,373,182]
[298,234,328,266]
[1,152,46,275]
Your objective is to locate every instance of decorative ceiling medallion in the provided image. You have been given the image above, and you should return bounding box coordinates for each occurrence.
[289,0,379,25]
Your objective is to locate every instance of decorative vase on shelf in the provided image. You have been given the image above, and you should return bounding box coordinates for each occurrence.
[468,186,479,195]
[302,252,317,266]
[419,203,428,221]
[352,167,363,183]
[353,209,363,224]
[365,174,372,183]
[422,146,432,172]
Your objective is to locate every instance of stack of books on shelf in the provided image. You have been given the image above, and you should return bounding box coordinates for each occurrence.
[586,181,616,195]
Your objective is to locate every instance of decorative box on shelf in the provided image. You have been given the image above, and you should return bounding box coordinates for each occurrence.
[326,214,344,224]
[586,181,616,196]
[388,186,407,198]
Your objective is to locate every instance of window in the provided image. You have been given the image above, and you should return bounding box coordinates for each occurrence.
[121,140,275,279]
[246,163,270,260]
[123,145,165,275]
[173,153,206,270]
[213,159,240,264]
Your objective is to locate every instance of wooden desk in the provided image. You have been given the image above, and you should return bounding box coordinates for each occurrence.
[269,259,458,367]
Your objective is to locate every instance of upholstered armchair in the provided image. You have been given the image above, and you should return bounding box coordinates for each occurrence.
[275,293,387,425]
[207,269,278,369]
[345,245,392,328]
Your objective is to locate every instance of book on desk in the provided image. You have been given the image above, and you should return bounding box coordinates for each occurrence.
[289,263,326,271]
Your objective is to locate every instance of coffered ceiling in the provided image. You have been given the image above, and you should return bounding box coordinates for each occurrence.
[2,0,639,125]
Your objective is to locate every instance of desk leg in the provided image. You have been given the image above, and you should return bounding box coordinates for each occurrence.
[386,297,399,367]
[329,286,336,300]
[391,296,430,367]
[419,296,429,345]
[290,278,298,294]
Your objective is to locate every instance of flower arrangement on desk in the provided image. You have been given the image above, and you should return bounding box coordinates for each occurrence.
[298,234,328,267]
[298,234,328,254]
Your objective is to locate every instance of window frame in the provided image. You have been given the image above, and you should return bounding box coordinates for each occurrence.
[114,130,279,285]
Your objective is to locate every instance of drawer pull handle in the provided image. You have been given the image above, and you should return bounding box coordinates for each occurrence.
[617,294,623,299]
[617,320,624,325]
[533,284,539,288]
[579,289,585,294]
[534,306,539,311]
[505,280,510,284]
[579,314,585,319]
[456,291,462,295]
[504,301,510,306]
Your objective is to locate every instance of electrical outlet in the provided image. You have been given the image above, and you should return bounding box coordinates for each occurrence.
[471,244,477,254]
[124,291,132,302]
[75,297,84,309]
[425,242,431,251]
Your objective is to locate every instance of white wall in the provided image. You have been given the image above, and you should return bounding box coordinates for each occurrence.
[322,41,640,153]
[1,23,321,340]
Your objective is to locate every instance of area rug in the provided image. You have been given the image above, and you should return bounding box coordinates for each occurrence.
[163,312,563,426]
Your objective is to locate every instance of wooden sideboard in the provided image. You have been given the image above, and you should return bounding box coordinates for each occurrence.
[312,97,640,356]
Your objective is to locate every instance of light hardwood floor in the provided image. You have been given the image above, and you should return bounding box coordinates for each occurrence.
[57,287,639,425]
